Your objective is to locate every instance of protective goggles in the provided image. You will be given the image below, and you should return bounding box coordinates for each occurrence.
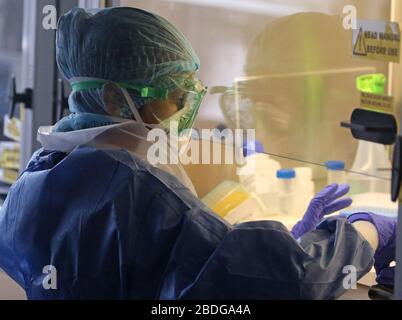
[157,76,207,136]
[70,76,207,136]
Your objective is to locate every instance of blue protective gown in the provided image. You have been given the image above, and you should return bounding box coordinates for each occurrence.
[0,145,374,299]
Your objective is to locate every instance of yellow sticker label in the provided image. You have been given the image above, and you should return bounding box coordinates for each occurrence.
[360,91,394,114]
[353,20,400,63]
[4,169,18,183]
[3,114,21,142]
[0,142,20,171]
[0,168,18,184]
[0,149,20,170]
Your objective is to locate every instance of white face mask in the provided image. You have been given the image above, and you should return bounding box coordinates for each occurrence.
[120,87,193,157]
[120,82,201,155]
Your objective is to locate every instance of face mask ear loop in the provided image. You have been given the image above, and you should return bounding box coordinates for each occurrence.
[120,87,162,131]
[119,87,145,124]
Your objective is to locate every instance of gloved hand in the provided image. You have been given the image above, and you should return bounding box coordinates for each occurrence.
[291,183,352,239]
[347,212,397,286]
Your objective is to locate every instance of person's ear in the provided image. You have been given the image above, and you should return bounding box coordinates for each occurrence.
[102,83,126,116]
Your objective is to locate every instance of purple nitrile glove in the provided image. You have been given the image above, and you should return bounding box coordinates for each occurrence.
[347,212,397,287]
[291,183,352,239]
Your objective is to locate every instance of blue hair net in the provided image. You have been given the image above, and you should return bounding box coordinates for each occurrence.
[55,7,200,131]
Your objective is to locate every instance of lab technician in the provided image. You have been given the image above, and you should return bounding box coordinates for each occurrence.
[0,7,396,299]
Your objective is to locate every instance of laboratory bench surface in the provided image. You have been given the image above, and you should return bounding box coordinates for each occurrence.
[339,285,371,300]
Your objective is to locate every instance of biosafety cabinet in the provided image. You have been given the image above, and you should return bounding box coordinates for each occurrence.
[0,0,402,299]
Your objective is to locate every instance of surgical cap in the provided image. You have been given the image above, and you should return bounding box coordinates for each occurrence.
[56,7,200,116]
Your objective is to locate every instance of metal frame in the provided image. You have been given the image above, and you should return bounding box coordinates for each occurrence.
[20,0,82,168]
[19,0,37,169]
[20,0,58,168]
[20,0,59,168]
[19,0,105,169]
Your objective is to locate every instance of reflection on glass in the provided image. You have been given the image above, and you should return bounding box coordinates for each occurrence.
[121,1,395,224]
[210,12,394,223]
[219,12,392,184]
